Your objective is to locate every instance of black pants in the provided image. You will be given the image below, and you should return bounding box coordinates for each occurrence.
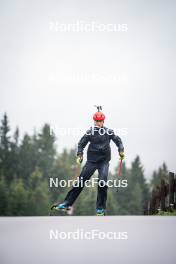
[64,161,109,209]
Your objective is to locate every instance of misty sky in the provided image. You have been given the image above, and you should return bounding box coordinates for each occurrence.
[0,0,176,178]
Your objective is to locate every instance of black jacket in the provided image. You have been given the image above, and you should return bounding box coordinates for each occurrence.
[77,126,124,163]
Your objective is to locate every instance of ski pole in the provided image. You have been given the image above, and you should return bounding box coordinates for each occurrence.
[118,159,123,177]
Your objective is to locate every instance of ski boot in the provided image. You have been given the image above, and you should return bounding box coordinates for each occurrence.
[96,208,105,216]
[50,202,70,212]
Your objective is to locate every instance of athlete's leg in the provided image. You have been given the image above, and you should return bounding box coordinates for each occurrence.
[96,161,109,210]
[64,161,97,206]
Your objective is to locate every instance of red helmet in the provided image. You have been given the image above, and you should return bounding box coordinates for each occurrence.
[93,111,105,121]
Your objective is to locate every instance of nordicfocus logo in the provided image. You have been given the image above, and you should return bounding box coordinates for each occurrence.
[49,178,128,189]
[49,20,128,33]
[47,126,128,137]
[50,229,128,240]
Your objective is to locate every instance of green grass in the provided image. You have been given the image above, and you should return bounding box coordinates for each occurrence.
[157,210,176,216]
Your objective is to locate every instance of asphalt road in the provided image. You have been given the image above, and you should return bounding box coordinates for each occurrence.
[0,216,176,264]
